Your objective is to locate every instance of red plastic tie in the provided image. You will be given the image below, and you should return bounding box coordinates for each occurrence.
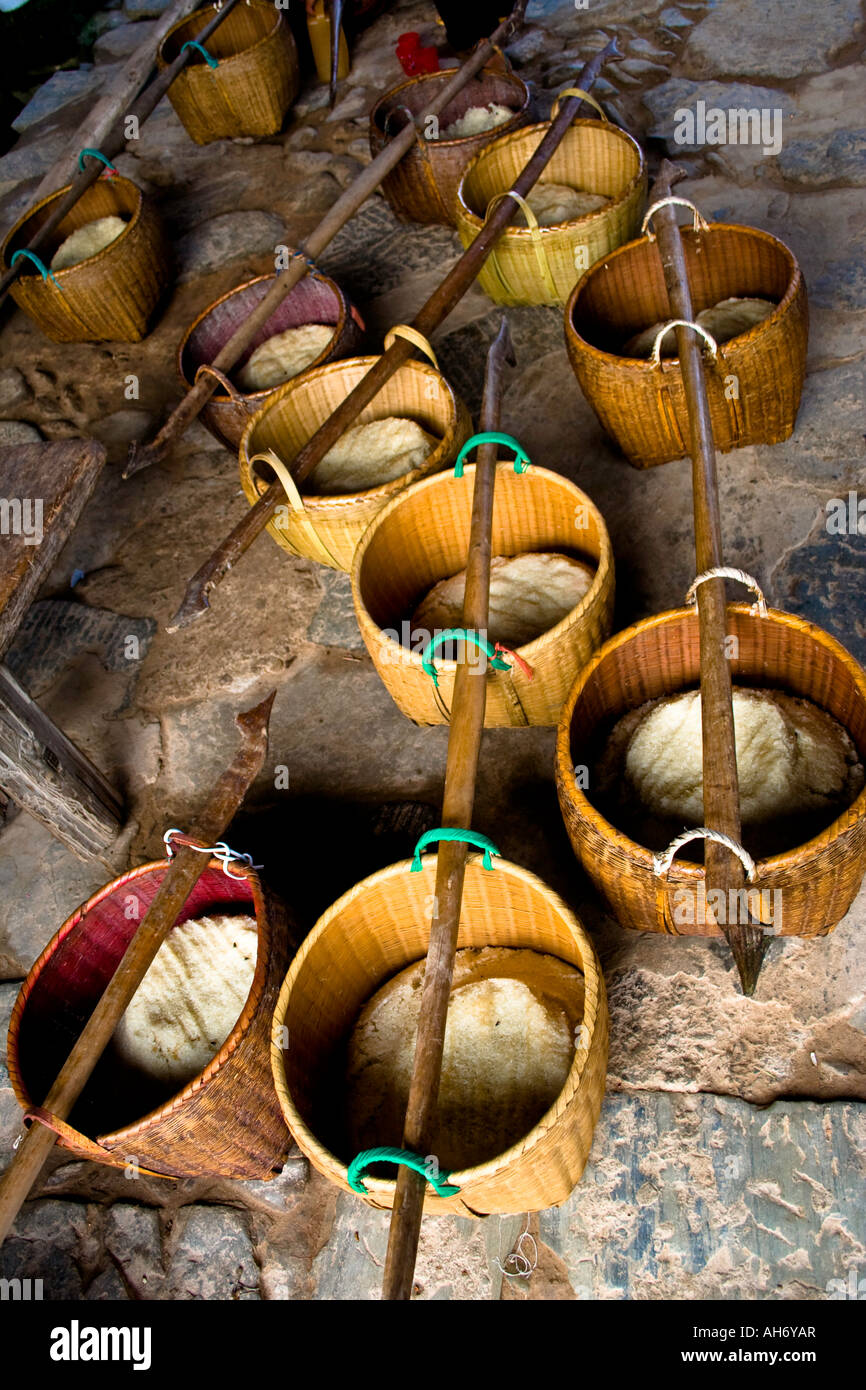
[494,642,534,680]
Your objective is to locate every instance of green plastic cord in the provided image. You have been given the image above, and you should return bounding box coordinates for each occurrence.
[454,431,531,478]
[347,1147,460,1197]
[410,828,501,872]
[420,628,510,687]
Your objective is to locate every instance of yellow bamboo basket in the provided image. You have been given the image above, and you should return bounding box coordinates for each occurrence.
[157,0,299,144]
[271,848,608,1215]
[369,66,532,226]
[1,175,170,343]
[454,95,646,307]
[555,582,866,940]
[351,456,614,726]
[565,200,808,468]
[239,351,472,572]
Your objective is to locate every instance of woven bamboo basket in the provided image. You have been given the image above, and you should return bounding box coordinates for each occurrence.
[271,850,608,1215]
[0,176,170,343]
[369,66,532,226]
[178,270,365,450]
[565,205,808,468]
[157,0,299,144]
[239,353,472,572]
[6,845,294,1180]
[555,595,866,939]
[352,459,614,726]
[454,100,646,306]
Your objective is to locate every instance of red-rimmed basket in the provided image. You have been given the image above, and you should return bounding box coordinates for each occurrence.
[6,844,294,1179]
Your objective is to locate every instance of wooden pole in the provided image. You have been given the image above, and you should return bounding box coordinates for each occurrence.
[0,0,245,304]
[124,0,533,477]
[381,317,515,1300]
[0,690,275,1245]
[647,160,767,995]
[165,38,621,631]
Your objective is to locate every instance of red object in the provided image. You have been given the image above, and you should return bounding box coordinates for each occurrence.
[396,31,439,76]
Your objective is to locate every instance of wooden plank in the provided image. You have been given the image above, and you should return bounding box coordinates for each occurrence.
[0,440,106,662]
[0,665,122,865]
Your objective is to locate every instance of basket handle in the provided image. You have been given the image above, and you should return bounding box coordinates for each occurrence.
[551,87,609,123]
[420,628,511,687]
[686,567,768,617]
[641,197,710,238]
[10,248,61,289]
[484,190,559,304]
[383,324,439,369]
[410,827,501,872]
[653,829,758,883]
[194,362,247,405]
[383,103,417,139]
[348,1147,461,1197]
[454,430,530,477]
[22,1107,169,1177]
[77,147,117,178]
[181,39,218,68]
[249,449,342,569]
[649,319,718,367]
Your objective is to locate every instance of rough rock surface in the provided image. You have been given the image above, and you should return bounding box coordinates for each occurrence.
[0,0,863,1302]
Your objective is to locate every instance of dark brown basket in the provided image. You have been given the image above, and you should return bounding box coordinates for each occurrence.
[555,603,866,940]
[6,849,294,1180]
[565,208,808,468]
[369,66,532,226]
[0,176,170,343]
[157,0,300,144]
[178,270,366,450]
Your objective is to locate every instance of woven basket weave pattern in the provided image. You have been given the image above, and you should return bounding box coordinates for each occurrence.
[271,854,608,1216]
[352,462,614,726]
[555,605,866,939]
[1,177,170,343]
[158,1,300,144]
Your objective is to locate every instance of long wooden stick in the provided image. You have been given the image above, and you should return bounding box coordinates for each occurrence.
[166,39,621,631]
[124,0,532,478]
[0,690,275,1244]
[648,160,766,995]
[382,318,515,1301]
[0,0,245,305]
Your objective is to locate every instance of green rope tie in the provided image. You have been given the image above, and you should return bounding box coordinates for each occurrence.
[454,431,531,478]
[420,629,510,687]
[348,1147,461,1197]
[10,249,60,288]
[410,828,501,872]
[78,147,117,177]
[181,39,219,67]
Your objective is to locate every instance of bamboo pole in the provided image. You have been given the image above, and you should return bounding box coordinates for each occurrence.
[124,0,532,477]
[382,317,515,1301]
[0,690,275,1245]
[647,160,767,995]
[0,0,246,305]
[165,38,621,631]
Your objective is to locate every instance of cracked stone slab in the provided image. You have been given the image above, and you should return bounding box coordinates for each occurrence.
[320,197,460,304]
[306,571,364,651]
[176,211,287,282]
[104,1203,165,1297]
[4,600,157,699]
[680,0,863,81]
[165,1205,259,1299]
[538,1093,866,1299]
[12,69,103,134]
[1,1200,95,1299]
[643,80,796,158]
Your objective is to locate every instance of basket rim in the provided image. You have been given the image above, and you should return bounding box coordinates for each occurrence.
[0,175,144,281]
[369,65,531,149]
[157,0,282,69]
[455,118,645,236]
[6,855,272,1145]
[269,851,603,1195]
[239,354,466,511]
[350,460,613,670]
[554,602,866,877]
[176,270,349,402]
[564,220,804,368]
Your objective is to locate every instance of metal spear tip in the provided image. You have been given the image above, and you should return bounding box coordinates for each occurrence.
[165,588,209,634]
[235,689,276,740]
[726,925,769,997]
[123,440,160,478]
[492,315,517,369]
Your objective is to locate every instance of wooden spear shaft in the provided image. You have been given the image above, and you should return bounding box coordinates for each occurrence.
[124,0,532,477]
[0,690,275,1245]
[166,38,620,630]
[382,317,515,1301]
[0,0,246,304]
[648,160,766,995]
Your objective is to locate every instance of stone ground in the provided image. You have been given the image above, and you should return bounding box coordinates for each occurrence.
[0,0,864,1300]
